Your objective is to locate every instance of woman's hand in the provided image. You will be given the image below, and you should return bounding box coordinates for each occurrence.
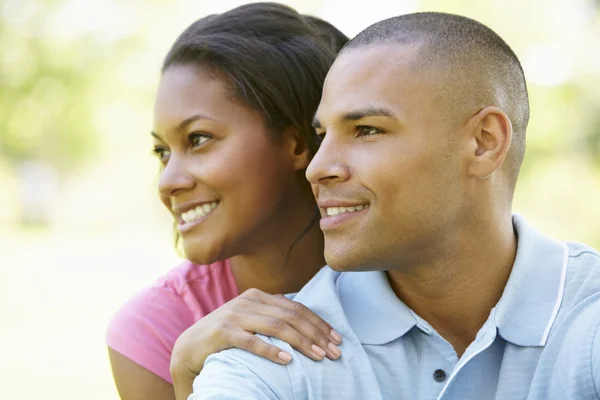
[170,288,342,400]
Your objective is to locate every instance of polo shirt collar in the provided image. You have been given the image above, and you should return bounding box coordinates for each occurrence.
[338,215,568,348]
[494,214,568,347]
[338,270,417,345]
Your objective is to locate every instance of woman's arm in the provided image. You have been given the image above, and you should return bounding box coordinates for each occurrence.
[108,348,175,400]
[106,280,197,400]
[170,288,343,400]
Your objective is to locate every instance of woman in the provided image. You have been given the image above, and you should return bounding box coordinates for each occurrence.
[106,3,348,399]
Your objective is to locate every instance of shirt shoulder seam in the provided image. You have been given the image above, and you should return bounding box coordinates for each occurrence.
[217,350,293,399]
[591,316,600,399]
[261,338,296,399]
[163,261,233,295]
[287,363,296,400]
[569,249,600,260]
[134,281,197,325]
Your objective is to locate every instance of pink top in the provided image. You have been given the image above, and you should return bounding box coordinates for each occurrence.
[106,259,239,383]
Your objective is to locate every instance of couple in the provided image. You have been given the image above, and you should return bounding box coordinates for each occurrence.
[107,3,600,400]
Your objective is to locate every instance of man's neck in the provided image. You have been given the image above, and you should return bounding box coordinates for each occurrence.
[386,215,517,357]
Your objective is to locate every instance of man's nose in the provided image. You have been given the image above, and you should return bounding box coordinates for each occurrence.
[306,135,350,185]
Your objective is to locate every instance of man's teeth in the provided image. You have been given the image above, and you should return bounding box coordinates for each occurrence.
[326,204,368,216]
[181,202,218,223]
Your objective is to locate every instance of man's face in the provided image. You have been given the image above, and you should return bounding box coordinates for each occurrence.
[307,44,466,272]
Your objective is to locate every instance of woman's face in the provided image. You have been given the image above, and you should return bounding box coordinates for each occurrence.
[152,64,308,264]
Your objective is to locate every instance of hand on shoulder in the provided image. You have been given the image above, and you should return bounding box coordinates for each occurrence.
[170,288,342,399]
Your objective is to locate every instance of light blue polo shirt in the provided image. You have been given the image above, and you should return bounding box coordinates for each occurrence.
[191,215,600,399]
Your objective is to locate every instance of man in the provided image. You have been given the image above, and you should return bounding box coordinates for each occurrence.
[190,12,600,399]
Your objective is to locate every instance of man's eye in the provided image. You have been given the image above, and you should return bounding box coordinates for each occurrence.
[189,133,211,148]
[356,126,383,136]
[152,147,170,164]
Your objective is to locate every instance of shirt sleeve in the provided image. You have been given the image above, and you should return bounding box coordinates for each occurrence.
[190,344,294,400]
[106,284,196,383]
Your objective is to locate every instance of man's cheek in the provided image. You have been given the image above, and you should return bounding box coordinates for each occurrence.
[310,184,319,199]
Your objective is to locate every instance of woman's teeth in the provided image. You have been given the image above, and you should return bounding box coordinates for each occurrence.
[326,204,368,216]
[181,202,218,223]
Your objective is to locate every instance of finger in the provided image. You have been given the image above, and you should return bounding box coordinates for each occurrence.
[236,290,342,359]
[240,314,330,361]
[263,294,342,345]
[266,296,342,345]
[228,330,293,365]
[238,288,270,301]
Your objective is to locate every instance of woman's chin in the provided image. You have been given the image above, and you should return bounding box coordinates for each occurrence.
[182,242,223,266]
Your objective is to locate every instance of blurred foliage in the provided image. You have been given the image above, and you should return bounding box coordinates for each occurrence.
[0,0,155,174]
[0,0,94,171]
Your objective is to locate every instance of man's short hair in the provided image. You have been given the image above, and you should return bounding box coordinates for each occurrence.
[343,12,529,184]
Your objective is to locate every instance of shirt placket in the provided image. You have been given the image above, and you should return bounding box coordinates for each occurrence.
[416,324,458,400]
[436,310,499,400]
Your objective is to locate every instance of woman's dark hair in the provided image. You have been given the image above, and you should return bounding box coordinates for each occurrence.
[162,2,348,155]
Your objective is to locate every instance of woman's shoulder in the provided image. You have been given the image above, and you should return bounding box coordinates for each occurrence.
[155,259,239,319]
[114,259,238,325]
[158,259,235,292]
[107,259,238,334]
[106,259,239,381]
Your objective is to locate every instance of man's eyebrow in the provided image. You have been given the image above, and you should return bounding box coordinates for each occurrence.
[340,107,396,122]
[311,107,397,130]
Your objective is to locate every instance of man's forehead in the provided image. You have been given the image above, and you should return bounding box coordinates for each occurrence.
[331,43,420,78]
[317,44,422,121]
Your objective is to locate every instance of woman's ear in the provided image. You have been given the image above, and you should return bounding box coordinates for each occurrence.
[466,106,513,178]
[282,127,311,170]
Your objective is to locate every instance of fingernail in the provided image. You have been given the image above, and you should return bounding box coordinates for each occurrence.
[328,342,342,358]
[329,330,342,344]
[278,351,292,363]
[311,344,327,359]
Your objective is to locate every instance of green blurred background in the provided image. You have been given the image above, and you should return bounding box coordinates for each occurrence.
[0,0,598,398]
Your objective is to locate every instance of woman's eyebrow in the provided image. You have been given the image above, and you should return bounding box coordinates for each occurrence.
[151,114,219,140]
[176,114,216,132]
[150,131,163,141]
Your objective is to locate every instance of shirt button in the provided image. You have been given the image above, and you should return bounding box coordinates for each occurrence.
[433,369,446,382]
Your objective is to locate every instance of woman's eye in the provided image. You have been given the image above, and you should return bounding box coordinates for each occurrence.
[189,133,211,148]
[152,147,171,164]
[356,125,383,136]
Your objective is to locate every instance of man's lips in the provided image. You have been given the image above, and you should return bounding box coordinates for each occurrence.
[317,199,370,220]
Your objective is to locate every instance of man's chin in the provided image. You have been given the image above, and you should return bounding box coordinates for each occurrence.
[325,249,384,273]
[325,254,363,272]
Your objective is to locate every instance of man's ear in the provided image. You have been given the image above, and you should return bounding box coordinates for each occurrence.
[282,127,311,170]
[466,106,513,178]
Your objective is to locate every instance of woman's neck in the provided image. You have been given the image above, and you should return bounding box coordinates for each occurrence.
[230,220,325,295]
[229,177,326,295]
